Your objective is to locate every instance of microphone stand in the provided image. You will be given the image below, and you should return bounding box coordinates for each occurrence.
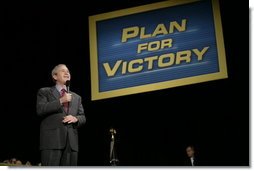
[109,128,119,166]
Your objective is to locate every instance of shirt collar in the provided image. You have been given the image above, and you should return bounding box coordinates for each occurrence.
[55,84,66,93]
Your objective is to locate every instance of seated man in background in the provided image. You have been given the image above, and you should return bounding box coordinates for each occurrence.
[184,145,199,166]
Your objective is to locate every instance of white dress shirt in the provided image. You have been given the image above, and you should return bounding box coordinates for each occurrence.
[190,157,194,166]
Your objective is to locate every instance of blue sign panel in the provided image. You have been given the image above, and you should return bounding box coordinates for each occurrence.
[89,0,227,100]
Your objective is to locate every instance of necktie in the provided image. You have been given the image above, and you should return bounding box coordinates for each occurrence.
[60,88,68,113]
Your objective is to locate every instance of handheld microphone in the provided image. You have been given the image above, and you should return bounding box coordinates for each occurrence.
[65,80,71,115]
[65,80,70,93]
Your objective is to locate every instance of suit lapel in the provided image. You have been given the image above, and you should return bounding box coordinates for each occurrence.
[51,86,60,100]
[51,86,67,114]
[51,86,75,115]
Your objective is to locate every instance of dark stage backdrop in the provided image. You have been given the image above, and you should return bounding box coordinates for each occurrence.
[2,0,248,166]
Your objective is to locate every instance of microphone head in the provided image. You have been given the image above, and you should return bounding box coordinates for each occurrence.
[65,80,70,87]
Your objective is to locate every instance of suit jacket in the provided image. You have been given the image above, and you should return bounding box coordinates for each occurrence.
[184,157,199,166]
[36,86,86,152]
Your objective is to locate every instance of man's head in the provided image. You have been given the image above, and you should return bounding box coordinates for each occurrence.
[51,64,71,85]
[186,145,195,158]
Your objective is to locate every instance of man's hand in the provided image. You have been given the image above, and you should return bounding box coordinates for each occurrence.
[62,115,78,124]
[60,93,72,104]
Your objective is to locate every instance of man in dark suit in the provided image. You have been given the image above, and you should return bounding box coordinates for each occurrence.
[184,145,199,166]
[37,64,86,166]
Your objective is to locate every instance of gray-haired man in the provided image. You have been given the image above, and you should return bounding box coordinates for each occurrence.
[37,64,86,166]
